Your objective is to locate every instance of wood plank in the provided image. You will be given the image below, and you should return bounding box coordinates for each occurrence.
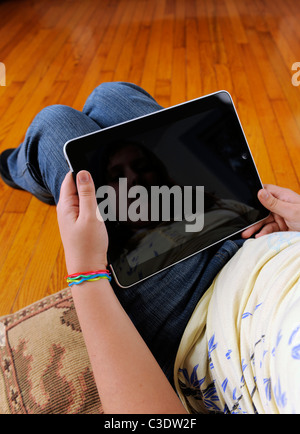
[155,14,174,106]
[0,213,23,271]
[155,1,173,106]
[102,1,137,75]
[195,0,211,43]
[0,198,49,316]
[272,100,300,189]
[215,64,235,98]
[0,82,23,121]
[173,0,186,49]
[216,6,275,183]
[0,26,72,147]
[3,189,31,214]
[224,0,248,44]
[245,0,269,33]
[12,205,62,312]
[70,3,119,109]
[140,1,165,96]
[0,3,47,59]
[127,23,152,87]
[52,3,100,84]
[45,244,67,298]
[199,41,218,96]
[170,46,186,106]
[59,2,119,108]
[113,2,148,82]
[186,17,202,101]
[128,1,155,86]
[260,32,300,132]
[240,40,299,190]
[0,2,89,147]
[266,0,300,48]
[245,28,284,101]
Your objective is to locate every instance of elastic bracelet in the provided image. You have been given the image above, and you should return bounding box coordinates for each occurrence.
[66,269,111,287]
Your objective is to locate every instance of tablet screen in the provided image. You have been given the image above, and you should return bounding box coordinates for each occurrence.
[64,91,269,287]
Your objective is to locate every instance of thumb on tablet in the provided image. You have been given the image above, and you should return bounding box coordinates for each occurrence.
[258,188,292,220]
[76,171,97,218]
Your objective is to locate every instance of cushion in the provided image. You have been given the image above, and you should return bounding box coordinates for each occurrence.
[0,288,103,414]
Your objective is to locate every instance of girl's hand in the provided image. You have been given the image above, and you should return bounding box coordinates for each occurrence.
[242,184,300,238]
[57,171,108,275]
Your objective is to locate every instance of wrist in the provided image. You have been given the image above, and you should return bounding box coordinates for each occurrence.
[66,258,108,276]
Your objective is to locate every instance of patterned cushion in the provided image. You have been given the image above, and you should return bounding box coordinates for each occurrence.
[0,289,103,414]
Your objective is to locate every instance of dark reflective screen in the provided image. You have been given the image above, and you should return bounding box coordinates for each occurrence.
[65,92,269,287]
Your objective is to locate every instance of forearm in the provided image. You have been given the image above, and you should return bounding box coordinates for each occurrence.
[71,279,187,414]
[58,172,187,413]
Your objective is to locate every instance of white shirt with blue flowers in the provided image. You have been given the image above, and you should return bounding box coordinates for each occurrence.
[174,232,300,414]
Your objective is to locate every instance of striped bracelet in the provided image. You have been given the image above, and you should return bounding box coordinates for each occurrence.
[66,269,111,287]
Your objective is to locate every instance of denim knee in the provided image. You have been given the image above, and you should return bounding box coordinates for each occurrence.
[82,82,163,127]
[86,81,158,103]
[29,104,100,152]
[30,104,78,132]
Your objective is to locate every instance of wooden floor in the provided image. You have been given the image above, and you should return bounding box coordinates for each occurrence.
[0,0,300,315]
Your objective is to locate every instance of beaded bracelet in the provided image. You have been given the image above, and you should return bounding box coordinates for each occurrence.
[66,269,112,287]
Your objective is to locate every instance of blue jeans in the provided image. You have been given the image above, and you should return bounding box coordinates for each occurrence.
[7,82,245,385]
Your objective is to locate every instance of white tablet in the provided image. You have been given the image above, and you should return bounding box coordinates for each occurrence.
[64,91,269,288]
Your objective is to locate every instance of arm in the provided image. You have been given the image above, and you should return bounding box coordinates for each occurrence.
[57,171,187,414]
[242,184,300,239]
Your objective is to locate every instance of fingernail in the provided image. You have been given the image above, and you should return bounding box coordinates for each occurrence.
[260,190,269,200]
[78,171,90,184]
